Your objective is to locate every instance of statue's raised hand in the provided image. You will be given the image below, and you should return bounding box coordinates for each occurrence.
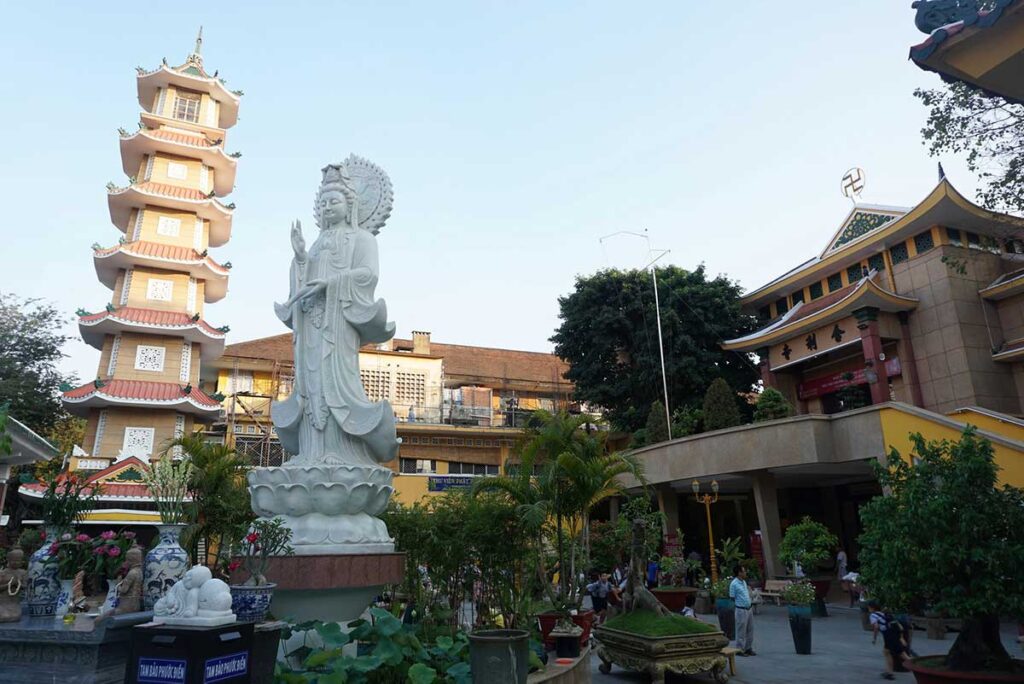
[290,220,307,261]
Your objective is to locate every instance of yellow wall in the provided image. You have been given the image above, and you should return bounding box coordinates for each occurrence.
[945,408,1024,442]
[879,406,1024,487]
[134,207,208,253]
[116,267,204,315]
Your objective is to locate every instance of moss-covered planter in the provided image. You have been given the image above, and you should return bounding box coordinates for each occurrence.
[593,610,729,684]
[906,656,1024,684]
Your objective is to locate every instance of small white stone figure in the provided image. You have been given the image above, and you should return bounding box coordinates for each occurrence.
[154,565,235,626]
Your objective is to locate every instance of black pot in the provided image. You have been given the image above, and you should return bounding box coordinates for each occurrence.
[789,606,812,655]
[554,634,581,659]
[716,598,736,640]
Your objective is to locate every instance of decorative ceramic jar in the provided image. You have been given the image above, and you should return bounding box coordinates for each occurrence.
[54,578,75,618]
[100,578,120,613]
[26,526,61,617]
[143,524,189,610]
[230,583,277,623]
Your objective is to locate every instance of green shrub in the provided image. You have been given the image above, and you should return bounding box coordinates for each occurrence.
[778,517,838,573]
[603,609,717,636]
[753,388,793,422]
[702,379,741,431]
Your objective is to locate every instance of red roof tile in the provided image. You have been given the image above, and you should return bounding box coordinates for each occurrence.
[146,128,217,147]
[79,306,224,337]
[781,282,860,326]
[94,241,228,272]
[133,181,209,202]
[62,378,221,407]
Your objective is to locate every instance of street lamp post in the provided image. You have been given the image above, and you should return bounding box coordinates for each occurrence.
[692,478,720,583]
[598,229,673,438]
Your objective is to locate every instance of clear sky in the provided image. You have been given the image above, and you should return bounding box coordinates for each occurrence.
[0,1,978,382]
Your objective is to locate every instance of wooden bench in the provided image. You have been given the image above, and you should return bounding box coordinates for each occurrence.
[721,647,742,675]
[759,579,792,606]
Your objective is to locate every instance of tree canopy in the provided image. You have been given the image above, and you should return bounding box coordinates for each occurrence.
[702,377,742,432]
[0,294,77,436]
[916,81,1024,213]
[551,266,758,432]
[859,429,1024,672]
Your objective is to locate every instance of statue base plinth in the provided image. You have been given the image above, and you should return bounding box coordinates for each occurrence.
[231,552,405,624]
[153,612,236,627]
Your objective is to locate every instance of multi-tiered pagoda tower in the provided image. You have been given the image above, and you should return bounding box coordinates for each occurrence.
[63,32,241,473]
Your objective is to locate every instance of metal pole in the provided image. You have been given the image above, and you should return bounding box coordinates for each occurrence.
[705,498,718,583]
[649,264,672,439]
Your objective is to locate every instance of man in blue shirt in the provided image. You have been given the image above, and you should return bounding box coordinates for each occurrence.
[729,564,756,655]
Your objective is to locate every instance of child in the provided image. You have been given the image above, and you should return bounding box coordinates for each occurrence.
[870,602,911,680]
[681,592,699,620]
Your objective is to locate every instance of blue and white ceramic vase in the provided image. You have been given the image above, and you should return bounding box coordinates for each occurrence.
[100,578,120,613]
[26,526,61,617]
[54,578,75,618]
[230,583,276,623]
[143,524,189,610]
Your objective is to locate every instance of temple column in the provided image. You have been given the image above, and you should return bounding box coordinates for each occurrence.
[897,311,925,407]
[757,346,776,389]
[656,485,680,539]
[608,496,620,524]
[751,471,783,579]
[854,306,890,406]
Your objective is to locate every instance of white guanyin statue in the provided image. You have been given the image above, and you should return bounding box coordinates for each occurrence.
[247,155,398,554]
[153,565,235,626]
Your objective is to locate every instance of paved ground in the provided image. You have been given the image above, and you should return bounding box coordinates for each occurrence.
[589,604,1022,684]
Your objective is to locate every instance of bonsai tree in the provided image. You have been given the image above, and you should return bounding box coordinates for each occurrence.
[753,388,793,422]
[702,378,741,431]
[778,517,838,576]
[859,429,1024,672]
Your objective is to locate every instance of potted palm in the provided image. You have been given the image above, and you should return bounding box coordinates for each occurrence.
[141,455,192,610]
[778,516,838,617]
[859,429,1024,683]
[228,516,294,622]
[783,581,815,654]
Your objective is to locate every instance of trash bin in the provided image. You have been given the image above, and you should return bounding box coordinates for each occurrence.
[468,629,529,684]
[126,622,254,684]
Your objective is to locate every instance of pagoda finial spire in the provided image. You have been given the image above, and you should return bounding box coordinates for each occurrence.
[194,26,203,56]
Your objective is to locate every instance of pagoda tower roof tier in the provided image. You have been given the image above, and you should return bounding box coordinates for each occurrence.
[62,379,222,417]
[107,181,233,247]
[120,128,238,195]
[136,65,241,128]
[93,241,229,302]
[723,274,919,353]
[78,306,226,359]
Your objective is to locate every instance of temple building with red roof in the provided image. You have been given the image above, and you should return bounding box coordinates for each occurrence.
[23,32,242,522]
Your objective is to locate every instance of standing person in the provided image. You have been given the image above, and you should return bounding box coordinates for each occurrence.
[587,573,613,624]
[836,548,848,580]
[729,565,755,656]
[646,558,660,589]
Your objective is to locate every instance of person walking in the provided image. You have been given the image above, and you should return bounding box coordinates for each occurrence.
[586,573,613,624]
[729,564,755,656]
[870,601,911,679]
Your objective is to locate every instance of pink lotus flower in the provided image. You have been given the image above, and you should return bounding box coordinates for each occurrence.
[107,547,121,557]
[100,531,116,540]
[123,531,136,539]
[93,546,105,554]
[76,534,90,543]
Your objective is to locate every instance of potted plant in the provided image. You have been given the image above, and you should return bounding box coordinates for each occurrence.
[778,516,838,617]
[142,456,192,610]
[26,474,99,617]
[228,516,294,622]
[709,575,735,640]
[859,429,1024,682]
[651,529,699,612]
[52,532,94,617]
[783,581,815,654]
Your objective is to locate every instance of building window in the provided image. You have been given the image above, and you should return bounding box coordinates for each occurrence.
[914,231,935,255]
[166,162,188,180]
[757,305,771,321]
[868,253,885,272]
[448,461,499,476]
[890,242,910,265]
[233,425,244,434]
[226,371,254,395]
[147,278,174,302]
[967,231,981,248]
[1005,238,1024,255]
[121,427,155,461]
[179,341,192,383]
[946,228,962,246]
[395,371,426,406]
[134,345,165,372]
[791,290,804,306]
[827,273,844,292]
[246,425,257,434]
[399,458,436,474]
[809,282,824,300]
[157,216,181,237]
[360,369,391,402]
[846,264,865,283]
[774,298,788,317]
[173,90,201,123]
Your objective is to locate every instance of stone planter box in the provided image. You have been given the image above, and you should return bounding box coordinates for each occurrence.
[593,623,729,684]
